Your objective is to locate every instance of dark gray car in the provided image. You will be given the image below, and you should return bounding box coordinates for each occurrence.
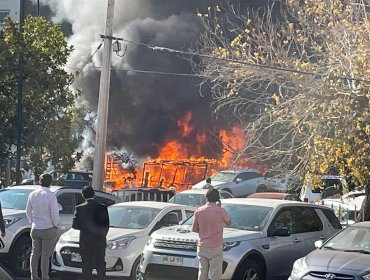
[289,221,370,280]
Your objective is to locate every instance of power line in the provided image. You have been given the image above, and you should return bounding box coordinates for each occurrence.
[101,34,370,84]
[65,64,205,78]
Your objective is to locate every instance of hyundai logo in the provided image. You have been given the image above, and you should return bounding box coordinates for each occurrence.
[325,274,336,279]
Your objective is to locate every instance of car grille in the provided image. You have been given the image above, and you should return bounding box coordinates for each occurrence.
[144,264,198,280]
[154,239,197,251]
[308,271,355,280]
[60,246,82,268]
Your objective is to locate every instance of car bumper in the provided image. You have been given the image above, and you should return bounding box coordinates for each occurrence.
[51,242,134,277]
[140,246,237,280]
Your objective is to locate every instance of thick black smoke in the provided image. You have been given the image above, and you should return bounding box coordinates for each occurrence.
[40,0,268,160]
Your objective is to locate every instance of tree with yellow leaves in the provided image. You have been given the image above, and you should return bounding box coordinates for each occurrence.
[196,0,369,219]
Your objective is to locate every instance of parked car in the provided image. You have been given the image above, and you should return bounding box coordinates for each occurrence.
[140,198,342,280]
[247,192,301,201]
[318,190,366,225]
[289,221,370,280]
[54,170,93,188]
[52,201,195,280]
[265,170,301,193]
[169,189,234,207]
[0,185,120,276]
[192,169,267,197]
[300,175,348,203]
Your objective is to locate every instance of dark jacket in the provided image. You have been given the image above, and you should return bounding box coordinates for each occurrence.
[0,202,5,234]
[72,198,109,250]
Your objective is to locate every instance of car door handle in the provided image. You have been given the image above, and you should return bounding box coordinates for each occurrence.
[293,238,302,243]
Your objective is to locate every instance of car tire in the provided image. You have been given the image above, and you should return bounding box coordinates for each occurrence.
[131,256,142,280]
[256,185,267,192]
[9,235,32,277]
[223,188,233,195]
[233,258,264,280]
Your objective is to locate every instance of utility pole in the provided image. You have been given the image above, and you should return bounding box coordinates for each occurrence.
[16,0,25,184]
[92,0,115,191]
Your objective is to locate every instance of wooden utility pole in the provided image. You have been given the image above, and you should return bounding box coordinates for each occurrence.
[16,0,25,184]
[92,0,115,191]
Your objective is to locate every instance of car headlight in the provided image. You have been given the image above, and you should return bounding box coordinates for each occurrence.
[107,236,136,250]
[4,217,21,228]
[290,257,309,278]
[362,273,370,280]
[223,241,241,251]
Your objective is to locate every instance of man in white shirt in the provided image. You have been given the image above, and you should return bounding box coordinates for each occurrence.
[26,173,60,280]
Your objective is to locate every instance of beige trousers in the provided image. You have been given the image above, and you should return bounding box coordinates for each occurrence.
[197,245,223,280]
[30,227,58,280]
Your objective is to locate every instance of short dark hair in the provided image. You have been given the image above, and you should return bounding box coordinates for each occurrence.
[206,177,211,184]
[39,174,52,187]
[82,186,95,199]
[206,188,220,203]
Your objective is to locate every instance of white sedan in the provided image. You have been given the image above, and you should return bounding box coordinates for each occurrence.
[51,201,195,280]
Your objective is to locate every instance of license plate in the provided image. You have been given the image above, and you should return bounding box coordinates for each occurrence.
[71,252,82,262]
[162,255,183,266]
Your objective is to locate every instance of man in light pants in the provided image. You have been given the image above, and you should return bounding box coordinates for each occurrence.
[192,188,231,280]
[26,173,60,280]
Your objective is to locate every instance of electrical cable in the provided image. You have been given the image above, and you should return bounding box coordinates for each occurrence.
[100,34,370,84]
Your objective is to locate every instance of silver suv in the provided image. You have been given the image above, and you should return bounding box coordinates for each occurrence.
[140,198,342,280]
[0,185,121,277]
[192,169,267,197]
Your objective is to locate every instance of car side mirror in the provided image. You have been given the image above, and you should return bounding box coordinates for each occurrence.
[235,178,242,183]
[57,203,63,212]
[270,227,291,237]
[314,240,324,248]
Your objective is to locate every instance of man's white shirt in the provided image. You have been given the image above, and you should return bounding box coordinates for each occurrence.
[26,187,60,229]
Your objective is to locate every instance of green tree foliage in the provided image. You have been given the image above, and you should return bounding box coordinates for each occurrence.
[196,0,369,217]
[0,16,83,177]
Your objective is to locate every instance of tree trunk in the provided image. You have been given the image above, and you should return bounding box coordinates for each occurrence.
[363,183,370,221]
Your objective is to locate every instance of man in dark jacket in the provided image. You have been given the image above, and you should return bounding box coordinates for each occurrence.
[72,186,109,280]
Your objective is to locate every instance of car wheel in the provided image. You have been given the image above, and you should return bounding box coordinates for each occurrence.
[223,188,233,195]
[234,259,264,280]
[256,185,267,192]
[9,235,32,277]
[131,256,142,280]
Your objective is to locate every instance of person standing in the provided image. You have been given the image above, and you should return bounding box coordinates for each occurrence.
[204,177,213,189]
[26,173,60,280]
[72,186,109,280]
[0,201,5,239]
[192,188,231,280]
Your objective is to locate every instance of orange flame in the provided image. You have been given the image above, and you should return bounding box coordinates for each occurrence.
[105,112,257,191]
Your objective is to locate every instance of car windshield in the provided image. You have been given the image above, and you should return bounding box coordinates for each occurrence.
[0,188,33,210]
[323,225,370,253]
[169,193,206,207]
[212,172,236,182]
[183,204,272,231]
[108,206,161,229]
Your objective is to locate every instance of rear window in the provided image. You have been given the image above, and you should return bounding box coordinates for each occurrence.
[320,208,342,229]
[312,178,342,193]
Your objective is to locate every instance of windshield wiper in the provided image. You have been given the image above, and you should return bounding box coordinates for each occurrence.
[323,245,337,251]
[344,249,370,254]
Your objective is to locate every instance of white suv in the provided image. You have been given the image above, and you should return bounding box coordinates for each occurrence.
[192,169,267,197]
[0,185,120,277]
[140,198,342,280]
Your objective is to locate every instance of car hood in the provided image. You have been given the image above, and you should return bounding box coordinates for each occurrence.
[305,249,370,272]
[2,208,25,216]
[62,227,146,242]
[192,180,229,189]
[151,224,262,242]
